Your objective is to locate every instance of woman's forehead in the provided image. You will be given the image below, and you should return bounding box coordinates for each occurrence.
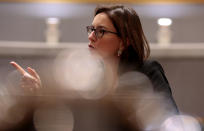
[92,13,115,30]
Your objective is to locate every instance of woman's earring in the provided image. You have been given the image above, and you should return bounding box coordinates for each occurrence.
[117,49,122,57]
[118,42,123,57]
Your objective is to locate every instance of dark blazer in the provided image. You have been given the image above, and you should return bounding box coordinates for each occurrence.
[139,60,178,110]
[119,59,178,110]
[116,60,179,130]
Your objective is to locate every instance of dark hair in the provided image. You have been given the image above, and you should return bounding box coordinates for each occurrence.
[94,5,150,70]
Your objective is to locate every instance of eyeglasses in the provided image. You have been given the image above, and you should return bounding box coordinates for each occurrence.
[86,26,118,39]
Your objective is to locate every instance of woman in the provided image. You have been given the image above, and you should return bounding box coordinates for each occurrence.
[88,4,178,104]
[86,5,178,130]
[9,4,178,131]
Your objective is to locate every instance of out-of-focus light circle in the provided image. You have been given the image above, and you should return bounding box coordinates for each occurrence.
[0,85,27,126]
[46,17,59,24]
[157,18,172,26]
[161,115,201,131]
[53,49,113,99]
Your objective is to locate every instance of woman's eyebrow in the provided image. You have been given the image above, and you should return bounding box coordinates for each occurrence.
[92,25,107,29]
[97,25,106,28]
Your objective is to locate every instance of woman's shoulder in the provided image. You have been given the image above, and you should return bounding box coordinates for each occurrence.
[119,59,170,92]
[138,59,171,92]
[139,60,166,78]
[141,60,164,73]
[118,60,168,91]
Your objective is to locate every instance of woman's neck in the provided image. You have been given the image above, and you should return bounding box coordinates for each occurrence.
[105,56,119,74]
[104,56,120,91]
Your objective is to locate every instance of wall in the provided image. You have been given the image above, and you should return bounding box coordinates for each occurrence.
[0,3,204,43]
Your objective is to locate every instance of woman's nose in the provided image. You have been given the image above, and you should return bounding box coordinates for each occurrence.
[88,31,97,42]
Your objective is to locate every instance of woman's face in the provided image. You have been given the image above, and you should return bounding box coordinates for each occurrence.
[88,13,121,58]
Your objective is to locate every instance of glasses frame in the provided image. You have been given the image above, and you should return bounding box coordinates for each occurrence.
[86,26,118,39]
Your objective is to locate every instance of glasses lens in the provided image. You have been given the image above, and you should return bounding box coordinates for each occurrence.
[86,26,93,35]
[95,28,104,38]
[86,26,105,39]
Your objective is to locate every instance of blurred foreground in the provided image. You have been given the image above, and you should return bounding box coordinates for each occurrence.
[0,49,202,131]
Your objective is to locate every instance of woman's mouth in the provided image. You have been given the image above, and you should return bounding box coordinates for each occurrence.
[88,44,95,49]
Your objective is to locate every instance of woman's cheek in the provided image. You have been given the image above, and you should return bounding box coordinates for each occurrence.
[96,39,119,58]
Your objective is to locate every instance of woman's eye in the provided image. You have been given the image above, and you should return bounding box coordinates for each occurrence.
[98,29,104,34]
